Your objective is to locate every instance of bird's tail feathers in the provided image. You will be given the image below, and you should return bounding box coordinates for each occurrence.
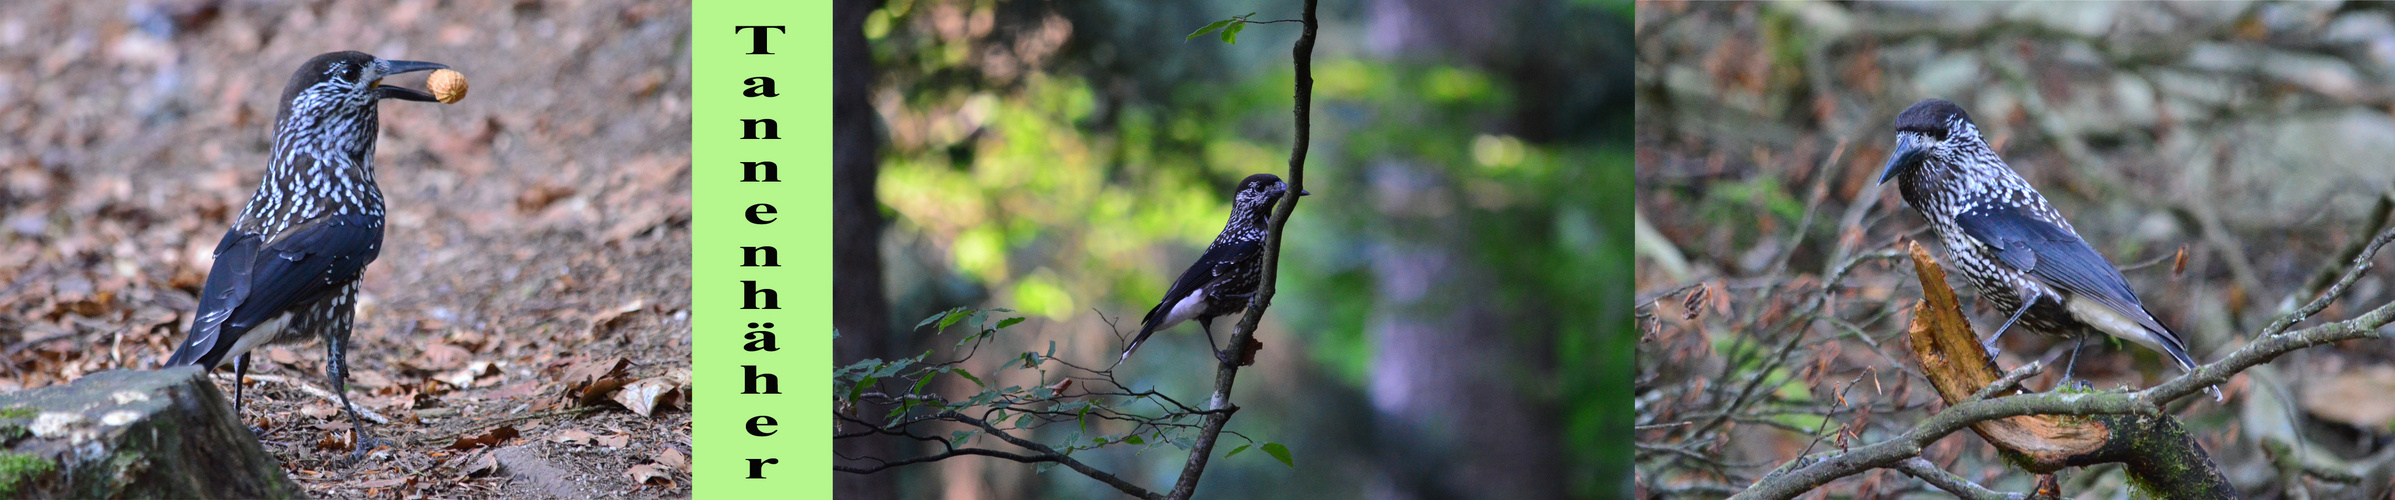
[1115,310,1165,367]
[163,326,220,368]
[2151,326,2223,402]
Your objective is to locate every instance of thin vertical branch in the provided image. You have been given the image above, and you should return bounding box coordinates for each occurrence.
[1165,1,1315,499]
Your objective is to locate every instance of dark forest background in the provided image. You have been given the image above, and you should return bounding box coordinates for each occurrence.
[836,0,1636,497]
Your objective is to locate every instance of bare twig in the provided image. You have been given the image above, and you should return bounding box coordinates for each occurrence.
[412,406,602,445]
[1891,457,2023,500]
[213,372,391,425]
[2262,226,2395,338]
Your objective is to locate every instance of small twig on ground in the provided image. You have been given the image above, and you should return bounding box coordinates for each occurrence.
[414,406,605,445]
[214,372,392,425]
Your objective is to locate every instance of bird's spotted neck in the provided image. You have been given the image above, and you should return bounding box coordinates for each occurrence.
[1900,122,2035,207]
[1212,196,1279,246]
[234,85,387,236]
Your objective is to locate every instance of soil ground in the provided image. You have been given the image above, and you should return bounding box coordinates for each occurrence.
[0,1,692,498]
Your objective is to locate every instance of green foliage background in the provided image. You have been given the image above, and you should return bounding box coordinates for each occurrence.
[857,0,1632,496]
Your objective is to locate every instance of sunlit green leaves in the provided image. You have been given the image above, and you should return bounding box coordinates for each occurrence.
[1424,67,1497,104]
[1187,13,1257,44]
[1011,272,1077,319]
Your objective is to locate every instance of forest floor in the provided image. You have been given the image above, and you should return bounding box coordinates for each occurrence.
[0,1,691,498]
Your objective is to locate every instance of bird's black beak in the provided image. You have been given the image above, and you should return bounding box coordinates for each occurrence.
[1298,188,1310,196]
[373,60,449,102]
[1879,134,1925,184]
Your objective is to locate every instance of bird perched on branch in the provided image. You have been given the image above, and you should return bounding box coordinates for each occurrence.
[166,51,451,455]
[1117,173,1304,366]
[1878,98,2217,399]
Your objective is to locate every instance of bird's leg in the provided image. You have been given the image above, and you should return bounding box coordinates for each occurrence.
[1201,318,1232,365]
[233,353,248,410]
[234,353,261,435]
[1985,298,2038,357]
[2060,335,2085,386]
[327,334,382,464]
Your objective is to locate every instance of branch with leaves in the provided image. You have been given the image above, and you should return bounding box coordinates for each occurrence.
[832,307,1290,500]
[834,3,1317,498]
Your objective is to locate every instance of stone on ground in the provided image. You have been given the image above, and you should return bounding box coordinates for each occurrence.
[0,366,298,498]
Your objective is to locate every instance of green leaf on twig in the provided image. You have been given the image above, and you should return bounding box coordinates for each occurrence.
[1188,13,1256,44]
[1261,443,1294,468]
[1187,19,1232,41]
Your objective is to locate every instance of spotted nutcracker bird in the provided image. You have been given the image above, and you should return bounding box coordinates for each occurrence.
[166,51,449,451]
[1878,98,2217,399]
[1117,173,1304,366]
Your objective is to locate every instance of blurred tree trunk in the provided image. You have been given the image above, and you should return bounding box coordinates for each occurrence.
[836,0,896,498]
[1364,165,1564,500]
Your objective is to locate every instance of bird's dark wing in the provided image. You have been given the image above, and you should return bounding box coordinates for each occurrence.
[1122,239,1264,361]
[1141,239,1264,327]
[1954,204,2168,336]
[168,228,261,367]
[166,214,383,368]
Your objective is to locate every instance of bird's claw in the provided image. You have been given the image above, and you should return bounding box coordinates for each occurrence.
[2059,378,2091,392]
[343,435,391,466]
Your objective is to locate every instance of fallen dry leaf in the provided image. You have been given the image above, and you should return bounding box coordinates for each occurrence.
[516,184,575,212]
[656,448,689,472]
[299,403,338,419]
[589,299,647,335]
[625,464,674,486]
[560,356,634,407]
[349,370,394,390]
[551,428,597,445]
[442,360,501,388]
[356,477,410,489]
[597,433,629,448]
[2303,364,2395,428]
[613,376,682,417]
[461,450,502,477]
[447,425,520,450]
[417,343,473,372]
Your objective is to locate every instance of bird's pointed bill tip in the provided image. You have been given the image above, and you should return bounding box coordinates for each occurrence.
[372,60,451,102]
[1879,135,1921,184]
[381,60,449,74]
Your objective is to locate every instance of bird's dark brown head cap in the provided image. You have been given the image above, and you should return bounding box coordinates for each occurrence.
[1892,98,1971,140]
[275,51,449,127]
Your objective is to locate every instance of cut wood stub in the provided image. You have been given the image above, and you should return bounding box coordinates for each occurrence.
[1903,242,2108,472]
[1902,242,2234,496]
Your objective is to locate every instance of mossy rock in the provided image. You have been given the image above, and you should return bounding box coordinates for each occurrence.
[0,366,299,498]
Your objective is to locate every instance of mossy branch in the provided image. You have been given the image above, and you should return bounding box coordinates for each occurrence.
[1735,232,2395,499]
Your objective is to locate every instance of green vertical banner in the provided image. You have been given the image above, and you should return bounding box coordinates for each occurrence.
[692,1,830,497]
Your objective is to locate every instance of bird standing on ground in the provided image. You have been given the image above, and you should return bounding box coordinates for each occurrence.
[1878,98,2216,399]
[166,51,451,454]
[1117,173,1304,366]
